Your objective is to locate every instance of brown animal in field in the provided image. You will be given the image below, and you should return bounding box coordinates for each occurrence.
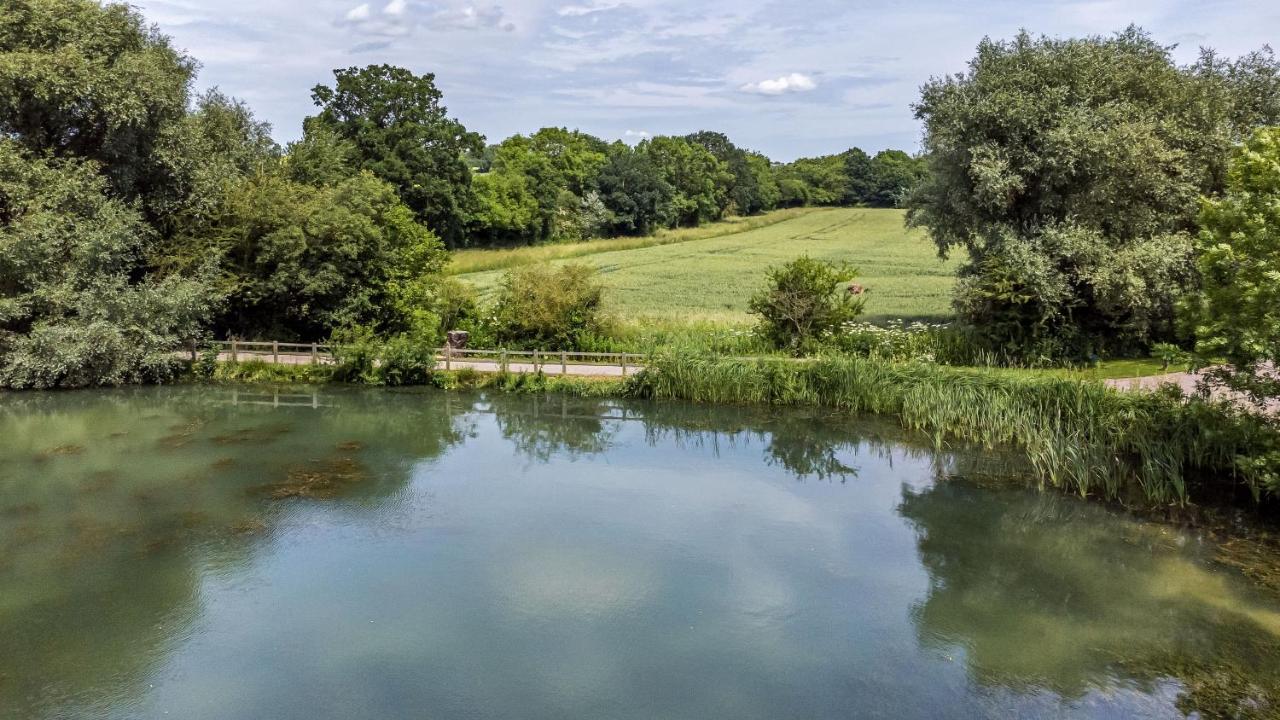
[847,284,866,296]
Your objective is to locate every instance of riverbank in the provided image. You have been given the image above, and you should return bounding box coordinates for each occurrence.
[200,353,1280,515]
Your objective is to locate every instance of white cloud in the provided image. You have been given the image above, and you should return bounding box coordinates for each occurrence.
[557,2,622,17]
[624,129,650,138]
[345,2,371,21]
[739,72,817,95]
[338,1,511,38]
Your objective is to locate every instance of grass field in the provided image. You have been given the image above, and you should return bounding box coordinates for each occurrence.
[454,207,962,324]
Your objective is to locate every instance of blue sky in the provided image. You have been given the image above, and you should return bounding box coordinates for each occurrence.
[138,0,1279,161]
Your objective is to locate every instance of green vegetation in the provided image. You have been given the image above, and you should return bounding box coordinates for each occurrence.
[627,354,1280,505]
[749,256,863,352]
[447,208,814,275]
[908,28,1280,359]
[457,208,960,325]
[1188,127,1280,406]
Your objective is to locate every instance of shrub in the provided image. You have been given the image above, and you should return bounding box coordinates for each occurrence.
[748,256,863,353]
[489,264,606,350]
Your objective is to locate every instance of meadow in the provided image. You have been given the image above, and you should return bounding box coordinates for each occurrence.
[453,207,962,325]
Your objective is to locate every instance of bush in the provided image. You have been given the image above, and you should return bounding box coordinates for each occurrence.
[489,264,606,350]
[748,256,863,353]
[329,326,436,386]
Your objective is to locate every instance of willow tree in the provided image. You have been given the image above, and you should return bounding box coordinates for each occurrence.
[907,28,1280,358]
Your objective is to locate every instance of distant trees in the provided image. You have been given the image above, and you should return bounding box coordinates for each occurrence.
[490,264,607,349]
[307,65,483,247]
[907,28,1280,358]
[1187,127,1280,405]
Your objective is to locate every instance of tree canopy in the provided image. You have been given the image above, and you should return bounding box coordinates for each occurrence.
[907,27,1280,356]
[308,65,483,246]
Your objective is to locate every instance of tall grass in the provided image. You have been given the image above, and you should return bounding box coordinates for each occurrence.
[446,208,818,276]
[625,353,1280,506]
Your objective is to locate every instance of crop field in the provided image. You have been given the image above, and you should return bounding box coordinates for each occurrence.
[454,207,962,325]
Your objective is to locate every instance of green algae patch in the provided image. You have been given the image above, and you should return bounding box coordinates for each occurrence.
[211,423,293,446]
[252,456,369,500]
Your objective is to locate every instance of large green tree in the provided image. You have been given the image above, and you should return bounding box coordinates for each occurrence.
[596,143,675,235]
[0,142,211,388]
[1188,127,1280,405]
[179,170,446,341]
[907,28,1280,356]
[641,136,731,226]
[0,0,194,209]
[308,65,482,246]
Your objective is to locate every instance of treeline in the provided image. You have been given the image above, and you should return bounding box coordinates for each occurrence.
[464,131,924,246]
[0,0,919,388]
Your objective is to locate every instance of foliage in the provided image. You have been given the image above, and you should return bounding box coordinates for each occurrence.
[628,353,1280,505]
[748,256,864,352]
[641,136,732,226]
[308,65,483,246]
[328,325,437,386]
[0,142,213,388]
[179,170,447,340]
[490,264,606,350]
[595,143,675,235]
[907,28,1280,357]
[0,0,195,212]
[1188,126,1280,405]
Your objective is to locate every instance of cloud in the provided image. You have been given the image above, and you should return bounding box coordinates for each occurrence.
[337,0,512,40]
[557,2,622,17]
[623,129,650,139]
[739,72,817,95]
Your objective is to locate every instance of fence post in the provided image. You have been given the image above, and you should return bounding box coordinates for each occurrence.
[272,340,279,365]
[500,349,508,373]
[445,345,452,371]
[561,351,568,376]
[621,354,628,376]
[533,350,540,372]
[311,343,318,365]
[230,338,238,363]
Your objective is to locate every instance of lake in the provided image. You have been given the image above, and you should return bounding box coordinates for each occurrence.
[2,385,1278,719]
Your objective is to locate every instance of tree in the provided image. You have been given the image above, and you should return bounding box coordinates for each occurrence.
[841,147,873,205]
[1188,127,1280,405]
[596,143,675,235]
[907,28,1280,356]
[748,256,864,352]
[183,170,446,340]
[777,155,846,206]
[0,0,212,223]
[685,131,774,215]
[642,136,732,226]
[866,150,926,207]
[490,264,606,349]
[308,65,483,246]
[0,142,213,388]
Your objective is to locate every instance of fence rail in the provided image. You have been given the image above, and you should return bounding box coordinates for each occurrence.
[207,340,645,375]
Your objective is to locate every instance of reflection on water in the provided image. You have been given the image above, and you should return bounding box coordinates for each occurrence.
[0,386,1277,719]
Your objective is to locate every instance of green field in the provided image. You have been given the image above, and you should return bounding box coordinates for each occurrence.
[455,207,962,324]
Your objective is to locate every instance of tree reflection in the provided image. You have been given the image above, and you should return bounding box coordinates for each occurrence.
[0,385,471,719]
[898,473,1280,717]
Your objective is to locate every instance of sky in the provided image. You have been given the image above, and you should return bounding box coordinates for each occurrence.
[137,0,1280,161]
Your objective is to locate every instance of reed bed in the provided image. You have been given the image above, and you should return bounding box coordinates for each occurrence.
[625,353,1280,506]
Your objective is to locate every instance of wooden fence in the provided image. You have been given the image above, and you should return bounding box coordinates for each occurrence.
[208,340,646,376]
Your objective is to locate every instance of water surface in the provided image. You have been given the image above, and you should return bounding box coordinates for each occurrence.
[2,386,1278,719]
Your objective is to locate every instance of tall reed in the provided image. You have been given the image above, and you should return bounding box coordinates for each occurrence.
[625,353,1279,506]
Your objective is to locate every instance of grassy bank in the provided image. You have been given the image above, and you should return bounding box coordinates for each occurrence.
[455,207,962,325]
[626,354,1279,508]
